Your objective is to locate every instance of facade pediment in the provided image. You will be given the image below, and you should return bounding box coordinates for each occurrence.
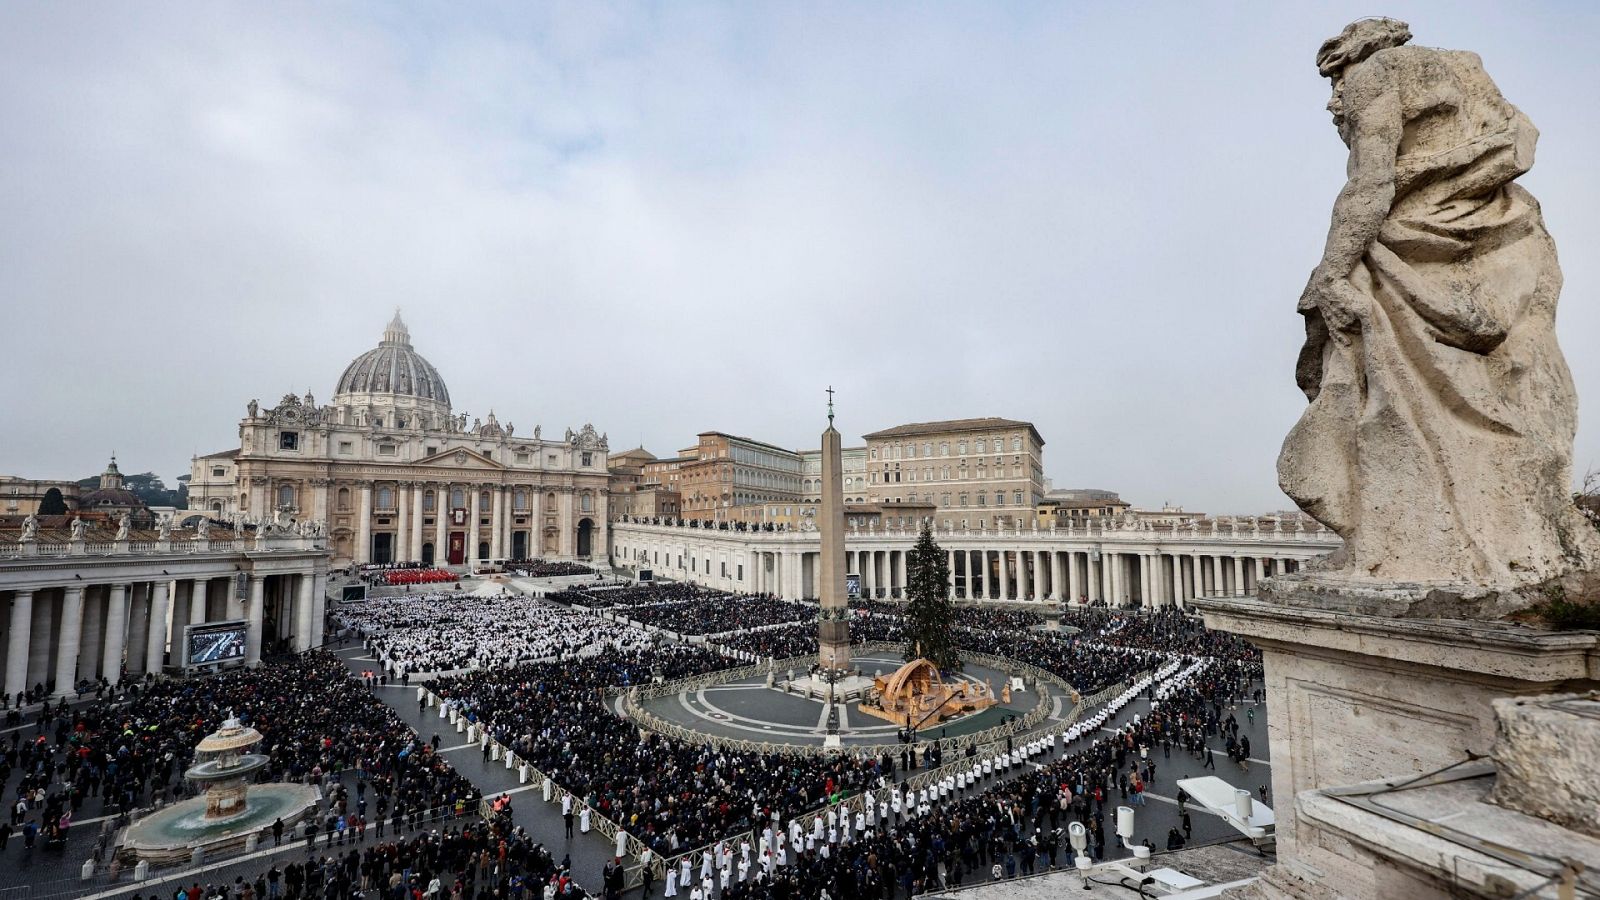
[414,447,506,469]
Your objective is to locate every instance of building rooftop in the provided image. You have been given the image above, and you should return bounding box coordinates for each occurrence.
[863,417,1044,445]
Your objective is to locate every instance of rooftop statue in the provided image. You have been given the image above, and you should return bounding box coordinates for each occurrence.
[1280,18,1600,591]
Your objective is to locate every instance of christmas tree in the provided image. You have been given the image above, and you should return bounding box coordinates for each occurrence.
[904,522,960,672]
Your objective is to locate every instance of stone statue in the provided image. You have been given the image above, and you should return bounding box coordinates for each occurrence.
[70,517,87,540]
[19,515,37,542]
[115,512,132,541]
[247,399,258,418]
[195,517,209,539]
[157,514,173,541]
[1281,18,1600,590]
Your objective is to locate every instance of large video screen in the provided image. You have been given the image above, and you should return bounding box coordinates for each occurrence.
[185,621,248,668]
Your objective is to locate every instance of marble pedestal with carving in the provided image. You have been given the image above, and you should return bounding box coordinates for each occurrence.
[1195,577,1600,899]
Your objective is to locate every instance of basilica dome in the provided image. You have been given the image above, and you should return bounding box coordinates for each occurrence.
[333,312,452,412]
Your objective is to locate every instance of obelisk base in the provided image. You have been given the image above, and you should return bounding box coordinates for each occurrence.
[818,621,851,671]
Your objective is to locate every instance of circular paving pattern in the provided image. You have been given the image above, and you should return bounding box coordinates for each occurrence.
[629,650,1074,750]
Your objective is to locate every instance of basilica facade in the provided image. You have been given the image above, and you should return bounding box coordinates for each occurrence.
[189,313,610,566]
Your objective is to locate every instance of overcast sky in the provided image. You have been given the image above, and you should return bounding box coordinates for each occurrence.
[2,2,1596,514]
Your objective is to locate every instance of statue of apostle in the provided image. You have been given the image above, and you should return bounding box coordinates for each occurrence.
[1281,18,1599,589]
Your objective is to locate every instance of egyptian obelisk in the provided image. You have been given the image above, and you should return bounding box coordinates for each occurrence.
[817,387,851,671]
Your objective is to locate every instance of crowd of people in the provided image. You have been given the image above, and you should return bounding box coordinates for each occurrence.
[2,653,481,875]
[505,560,596,578]
[621,593,812,636]
[429,647,889,860]
[371,567,456,587]
[337,594,658,676]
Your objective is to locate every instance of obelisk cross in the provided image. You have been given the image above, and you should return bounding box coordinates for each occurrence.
[826,385,835,424]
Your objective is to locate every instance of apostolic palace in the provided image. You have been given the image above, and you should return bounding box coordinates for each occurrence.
[187,313,612,567]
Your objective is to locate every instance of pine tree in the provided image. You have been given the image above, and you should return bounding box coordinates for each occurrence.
[904,523,960,672]
[37,488,68,516]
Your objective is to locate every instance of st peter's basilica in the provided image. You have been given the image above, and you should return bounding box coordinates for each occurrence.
[187,313,611,566]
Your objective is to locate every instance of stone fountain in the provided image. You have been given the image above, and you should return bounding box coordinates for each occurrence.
[120,715,321,864]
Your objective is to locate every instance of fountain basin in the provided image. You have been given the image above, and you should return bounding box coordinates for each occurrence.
[120,783,321,865]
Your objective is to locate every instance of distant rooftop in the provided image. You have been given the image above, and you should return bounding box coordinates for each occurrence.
[863,417,1043,445]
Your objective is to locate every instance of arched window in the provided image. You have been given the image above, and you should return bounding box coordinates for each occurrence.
[451,487,465,509]
[277,484,295,508]
[376,486,393,509]
[337,487,350,511]
[423,490,435,512]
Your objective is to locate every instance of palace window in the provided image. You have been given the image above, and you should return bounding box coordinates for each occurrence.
[425,446,438,456]
[424,490,435,511]
[941,493,950,506]
[338,442,353,455]
[976,439,985,453]
[279,431,299,451]
[995,491,1005,506]
[1015,490,1025,505]
[212,467,226,477]
[581,451,593,467]
[923,442,933,456]
[515,452,530,464]
[959,493,969,507]
[377,444,397,456]
[940,442,949,456]
[958,441,967,454]
[277,485,295,508]
[978,494,987,506]
[1012,436,1022,451]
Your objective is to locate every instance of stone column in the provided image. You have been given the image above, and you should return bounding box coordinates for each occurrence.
[5,589,34,700]
[191,578,209,626]
[26,596,51,691]
[896,550,908,599]
[125,584,149,674]
[1105,552,1119,605]
[1138,555,1152,607]
[559,491,575,557]
[295,573,315,652]
[356,483,373,565]
[78,586,104,681]
[1211,556,1225,598]
[1171,557,1184,608]
[412,486,426,563]
[468,488,483,564]
[396,483,411,563]
[1232,556,1245,598]
[310,572,327,648]
[998,551,1012,601]
[245,574,265,666]
[435,485,450,564]
[1051,551,1065,601]
[52,585,85,696]
[976,551,988,600]
[144,581,170,675]
[169,581,191,640]
[490,487,504,560]
[1014,551,1028,601]
[1085,554,1099,603]
[1067,552,1081,603]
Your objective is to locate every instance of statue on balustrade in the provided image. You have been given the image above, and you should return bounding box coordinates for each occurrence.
[20,515,37,542]
[1280,18,1600,591]
[70,517,87,541]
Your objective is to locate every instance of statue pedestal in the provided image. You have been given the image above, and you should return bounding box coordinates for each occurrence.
[1195,579,1599,900]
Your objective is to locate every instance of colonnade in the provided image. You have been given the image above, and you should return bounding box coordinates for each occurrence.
[612,520,1333,607]
[335,480,604,567]
[1,564,327,700]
